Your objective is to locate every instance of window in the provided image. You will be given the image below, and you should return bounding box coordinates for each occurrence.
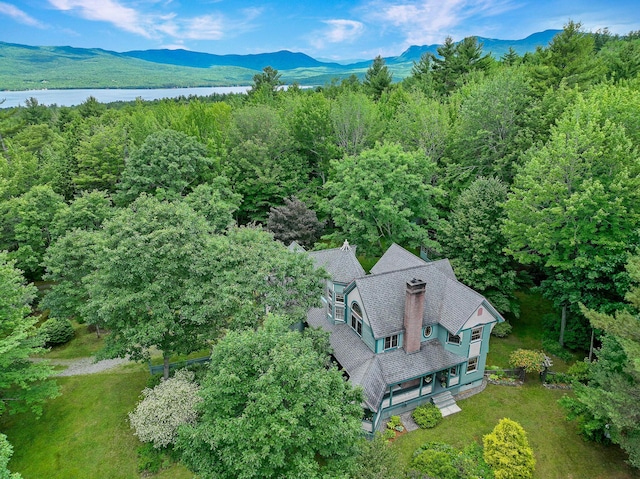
[423,325,432,338]
[447,332,461,345]
[471,326,483,342]
[334,294,345,321]
[450,365,458,376]
[384,335,398,350]
[467,357,478,373]
[477,307,483,316]
[351,302,363,336]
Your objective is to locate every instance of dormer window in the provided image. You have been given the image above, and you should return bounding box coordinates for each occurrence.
[351,302,363,336]
[384,335,398,350]
[447,332,461,345]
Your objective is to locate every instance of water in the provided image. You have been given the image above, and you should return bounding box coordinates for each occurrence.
[0,86,250,108]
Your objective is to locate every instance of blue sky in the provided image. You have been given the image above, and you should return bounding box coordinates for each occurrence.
[1,1,639,60]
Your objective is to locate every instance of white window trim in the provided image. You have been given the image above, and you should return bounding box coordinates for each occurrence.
[423,325,432,338]
[447,332,461,345]
[351,303,363,336]
[467,357,479,373]
[383,334,398,351]
[471,326,483,342]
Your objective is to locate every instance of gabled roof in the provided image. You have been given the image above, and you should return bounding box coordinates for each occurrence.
[354,259,487,338]
[370,243,427,275]
[307,246,366,284]
[287,241,306,253]
[307,308,467,412]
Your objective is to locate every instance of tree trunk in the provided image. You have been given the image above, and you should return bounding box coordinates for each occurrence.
[95,324,101,339]
[163,355,170,381]
[559,303,567,347]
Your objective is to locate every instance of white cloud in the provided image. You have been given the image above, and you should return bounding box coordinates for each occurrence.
[48,0,262,43]
[0,2,45,27]
[311,19,365,49]
[364,0,518,46]
[49,0,152,37]
[181,15,224,40]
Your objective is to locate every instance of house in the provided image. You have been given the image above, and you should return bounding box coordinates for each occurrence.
[305,242,504,433]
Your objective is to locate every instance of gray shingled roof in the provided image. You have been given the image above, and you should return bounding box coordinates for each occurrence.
[307,307,467,412]
[370,243,427,275]
[354,261,486,338]
[308,247,366,284]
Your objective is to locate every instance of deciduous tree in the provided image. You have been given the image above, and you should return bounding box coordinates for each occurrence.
[325,142,441,256]
[177,315,363,479]
[0,253,58,416]
[266,196,324,248]
[129,369,202,449]
[115,129,213,205]
[84,195,217,379]
[441,177,519,316]
[503,95,640,346]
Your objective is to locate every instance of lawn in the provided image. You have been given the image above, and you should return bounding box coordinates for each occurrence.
[392,383,637,479]
[0,367,192,479]
[42,321,105,360]
[487,291,582,372]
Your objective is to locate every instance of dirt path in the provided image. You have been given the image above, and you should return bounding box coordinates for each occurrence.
[34,357,132,376]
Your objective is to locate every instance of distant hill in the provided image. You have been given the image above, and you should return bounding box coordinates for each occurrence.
[0,30,561,91]
[121,49,345,71]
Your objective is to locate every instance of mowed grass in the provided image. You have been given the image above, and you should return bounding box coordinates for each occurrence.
[487,291,580,372]
[0,367,192,479]
[43,321,105,360]
[392,383,638,479]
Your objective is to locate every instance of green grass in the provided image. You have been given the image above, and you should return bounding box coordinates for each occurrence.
[42,322,105,360]
[487,291,579,372]
[393,383,637,479]
[0,367,192,479]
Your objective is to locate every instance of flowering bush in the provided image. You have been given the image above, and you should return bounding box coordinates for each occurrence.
[508,349,545,373]
[129,369,202,448]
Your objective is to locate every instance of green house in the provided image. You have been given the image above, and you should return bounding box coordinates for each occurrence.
[306,242,504,432]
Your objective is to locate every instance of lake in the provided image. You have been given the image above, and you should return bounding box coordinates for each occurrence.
[0,86,251,108]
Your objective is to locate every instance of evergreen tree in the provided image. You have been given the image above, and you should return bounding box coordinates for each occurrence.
[363,55,393,100]
[562,255,640,468]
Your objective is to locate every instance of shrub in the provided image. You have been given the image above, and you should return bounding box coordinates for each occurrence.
[508,349,545,373]
[567,360,591,383]
[483,418,535,479]
[129,369,202,448]
[541,339,573,362]
[411,442,459,479]
[386,415,404,432]
[491,321,513,338]
[382,428,396,441]
[545,372,571,384]
[412,403,442,429]
[39,317,75,347]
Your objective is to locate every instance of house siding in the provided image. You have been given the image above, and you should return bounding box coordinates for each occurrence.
[345,287,376,352]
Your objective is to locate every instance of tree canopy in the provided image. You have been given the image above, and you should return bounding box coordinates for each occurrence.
[177,315,363,479]
[0,253,58,416]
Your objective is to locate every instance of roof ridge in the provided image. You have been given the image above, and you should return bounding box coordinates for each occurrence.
[360,263,437,280]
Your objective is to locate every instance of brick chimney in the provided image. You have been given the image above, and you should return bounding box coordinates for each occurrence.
[404,278,426,354]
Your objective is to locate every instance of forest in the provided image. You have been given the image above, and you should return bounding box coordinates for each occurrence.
[1,20,640,478]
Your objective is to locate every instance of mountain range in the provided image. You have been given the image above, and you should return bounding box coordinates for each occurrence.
[0,30,560,91]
